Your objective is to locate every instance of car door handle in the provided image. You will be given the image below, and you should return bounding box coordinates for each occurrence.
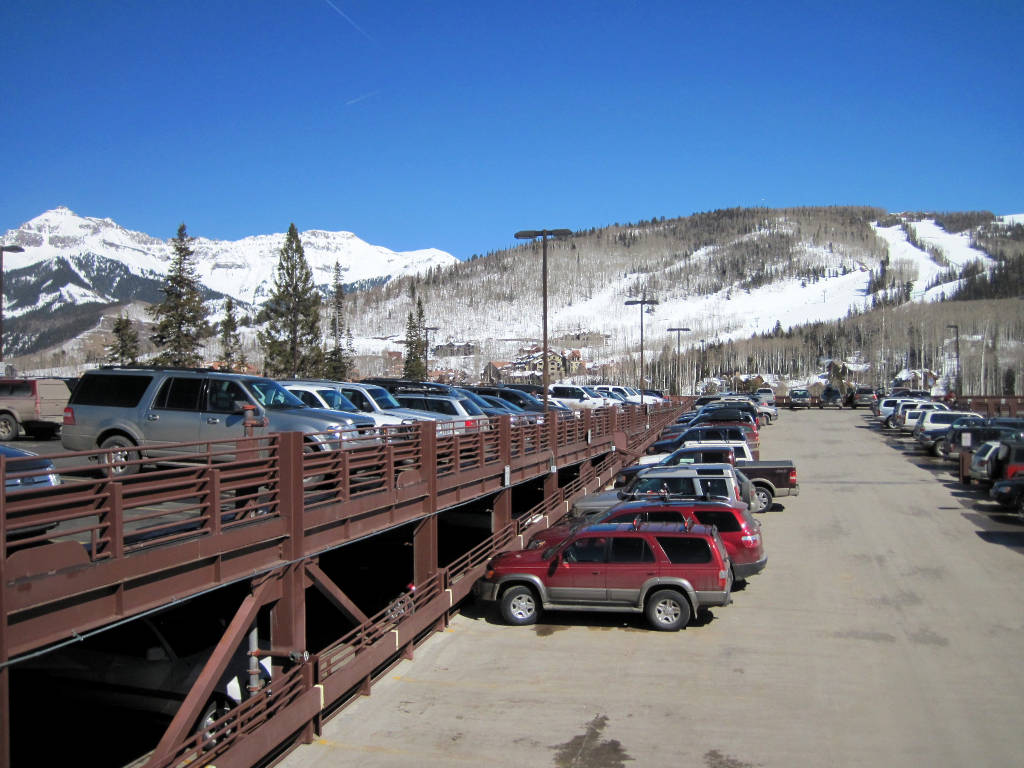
[146,414,159,421]
[207,417,220,424]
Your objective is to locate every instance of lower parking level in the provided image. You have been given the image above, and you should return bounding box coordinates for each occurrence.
[276,408,1024,768]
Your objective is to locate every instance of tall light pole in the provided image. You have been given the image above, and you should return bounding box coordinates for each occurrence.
[666,326,691,398]
[0,245,25,364]
[514,229,572,413]
[947,324,960,399]
[625,295,659,399]
[424,326,439,378]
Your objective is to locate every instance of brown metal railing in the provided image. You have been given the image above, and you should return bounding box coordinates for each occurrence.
[1,402,681,768]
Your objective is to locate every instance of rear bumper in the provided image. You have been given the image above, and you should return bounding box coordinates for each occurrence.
[733,555,767,580]
[774,484,799,498]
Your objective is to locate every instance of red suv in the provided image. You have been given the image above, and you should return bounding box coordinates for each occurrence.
[529,499,766,581]
[475,522,733,631]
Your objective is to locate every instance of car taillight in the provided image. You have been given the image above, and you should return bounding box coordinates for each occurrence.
[788,468,797,484]
[735,485,741,500]
[740,532,761,547]
[465,419,477,429]
[63,406,75,426]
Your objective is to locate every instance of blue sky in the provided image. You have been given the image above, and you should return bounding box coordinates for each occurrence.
[2,1,1021,260]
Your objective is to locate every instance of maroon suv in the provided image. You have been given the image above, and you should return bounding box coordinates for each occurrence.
[475,522,732,631]
[529,499,766,580]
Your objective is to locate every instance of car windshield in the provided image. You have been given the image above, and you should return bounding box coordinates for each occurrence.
[245,379,306,410]
[457,397,485,416]
[492,397,525,413]
[457,388,492,409]
[317,388,358,411]
[365,385,402,409]
[510,391,545,409]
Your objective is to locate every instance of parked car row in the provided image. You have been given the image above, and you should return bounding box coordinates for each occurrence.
[56,367,665,476]
[865,393,1024,513]
[474,390,798,631]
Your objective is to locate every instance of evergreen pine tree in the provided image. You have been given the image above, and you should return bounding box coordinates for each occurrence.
[258,223,323,377]
[105,313,140,366]
[323,261,355,380]
[402,299,427,380]
[220,296,245,371]
[149,223,211,366]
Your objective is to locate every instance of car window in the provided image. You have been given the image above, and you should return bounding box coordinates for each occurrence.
[564,537,607,563]
[153,377,203,411]
[293,390,322,408]
[367,386,402,409]
[71,373,153,407]
[693,510,741,532]
[700,478,730,497]
[341,388,371,410]
[608,537,655,562]
[656,536,712,564]
[316,388,357,411]
[207,380,249,412]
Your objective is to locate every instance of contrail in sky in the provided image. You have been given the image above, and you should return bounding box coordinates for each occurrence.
[346,90,381,106]
[322,0,375,42]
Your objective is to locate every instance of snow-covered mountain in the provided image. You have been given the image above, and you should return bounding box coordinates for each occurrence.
[1,205,1017,380]
[2,207,457,313]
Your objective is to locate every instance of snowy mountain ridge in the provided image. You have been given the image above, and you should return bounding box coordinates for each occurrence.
[2,206,458,312]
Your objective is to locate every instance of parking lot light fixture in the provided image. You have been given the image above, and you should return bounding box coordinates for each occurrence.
[625,295,659,396]
[514,229,573,412]
[667,326,691,398]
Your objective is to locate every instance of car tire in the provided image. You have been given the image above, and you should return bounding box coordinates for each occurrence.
[645,589,691,631]
[196,696,235,748]
[754,486,774,512]
[500,585,539,625]
[0,414,18,441]
[99,435,141,475]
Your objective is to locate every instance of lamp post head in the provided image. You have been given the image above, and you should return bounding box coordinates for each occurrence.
[0,245,25,254]
[515,229,572,240]
[667,326,691,333]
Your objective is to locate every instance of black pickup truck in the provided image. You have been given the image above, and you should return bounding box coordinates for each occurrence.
[615,446,798,513]
[737,459,799,512]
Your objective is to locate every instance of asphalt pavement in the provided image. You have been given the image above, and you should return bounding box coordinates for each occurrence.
[274,407,1024,768]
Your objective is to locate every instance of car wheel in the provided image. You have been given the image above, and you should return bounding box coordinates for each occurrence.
[754,486,774,512]
[645,589,691,631]
[99,435,141,475]
[0,414,18,441]
[500,585,539,625]
[196,696,235,748]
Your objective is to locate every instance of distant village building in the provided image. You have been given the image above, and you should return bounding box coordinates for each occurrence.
[433,341,478,357]
[482,361,511,383]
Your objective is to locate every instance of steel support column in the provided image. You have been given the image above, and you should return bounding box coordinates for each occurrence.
[272,432,312,743]
[491,487,511,533]
[413,515,438,588]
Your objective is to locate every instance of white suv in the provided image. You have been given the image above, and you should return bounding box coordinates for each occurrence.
[548,384,610,411]
[280,380,419,428]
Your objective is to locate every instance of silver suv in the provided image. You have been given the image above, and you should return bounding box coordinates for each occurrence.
[61,367,377,473]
